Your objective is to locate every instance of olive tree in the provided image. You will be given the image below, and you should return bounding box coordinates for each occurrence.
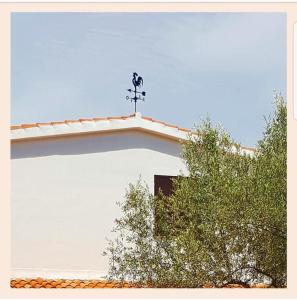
[103,93,286,288]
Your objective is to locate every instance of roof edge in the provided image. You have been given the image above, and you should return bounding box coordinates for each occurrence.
[10,113,255,153]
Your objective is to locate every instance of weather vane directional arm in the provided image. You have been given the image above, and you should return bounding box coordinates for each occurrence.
[126,72,146,113]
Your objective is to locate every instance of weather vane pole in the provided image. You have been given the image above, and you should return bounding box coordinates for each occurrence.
[126,72,146,113]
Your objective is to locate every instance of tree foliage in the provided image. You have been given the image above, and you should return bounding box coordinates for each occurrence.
[103,93,287,288]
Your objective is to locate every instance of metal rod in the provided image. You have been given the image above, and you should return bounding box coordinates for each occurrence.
[134,86,137,113]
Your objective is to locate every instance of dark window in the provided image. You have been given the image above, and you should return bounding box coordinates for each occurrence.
[154,175,188,237]
[154,175,178,237]
[154,175,177,197]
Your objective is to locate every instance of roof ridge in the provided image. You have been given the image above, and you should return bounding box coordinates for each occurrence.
[10,114,137,131]
[10,114,191,133]
[10,114,255,151]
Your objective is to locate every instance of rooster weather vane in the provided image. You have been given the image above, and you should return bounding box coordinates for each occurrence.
[126,72,146,113]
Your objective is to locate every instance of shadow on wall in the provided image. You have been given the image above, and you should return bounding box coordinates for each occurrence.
[11,130,183,159]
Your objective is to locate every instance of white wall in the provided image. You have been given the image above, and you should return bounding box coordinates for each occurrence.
[11,129,187,279]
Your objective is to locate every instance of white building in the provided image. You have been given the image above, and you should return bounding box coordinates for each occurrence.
[11,112,254,280]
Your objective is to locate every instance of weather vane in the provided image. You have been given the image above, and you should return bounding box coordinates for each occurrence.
[126,72,146,113]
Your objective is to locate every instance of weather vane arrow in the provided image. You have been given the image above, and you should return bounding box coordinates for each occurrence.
[126,72,146,113]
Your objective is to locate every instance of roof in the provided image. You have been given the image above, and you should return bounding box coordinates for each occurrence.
[11,112,190,143]
[10,278,138,288]
[10,112,255,154]
[10,278,270,288]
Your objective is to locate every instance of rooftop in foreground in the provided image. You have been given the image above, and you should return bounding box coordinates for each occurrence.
[10,112,255,154]
[10,278,270,288]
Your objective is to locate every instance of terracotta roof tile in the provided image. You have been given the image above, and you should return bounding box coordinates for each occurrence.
[64,120,81,123]
[36,122,51,126]
[21,124,37,129]
[79,118,93,122]
[11,125,23,130]
[107,116,126,120]
[51,121,68,125]
[93,117,109,121]
[178,127,191,132]
[10,278,271,288]
[250,283,271,288]
[142,116,153,121]
[222,283,247,288]
[10,278,141,289]
[151,119,167,126]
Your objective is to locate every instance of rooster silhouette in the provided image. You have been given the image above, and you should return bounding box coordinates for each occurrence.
[132,72,143,88]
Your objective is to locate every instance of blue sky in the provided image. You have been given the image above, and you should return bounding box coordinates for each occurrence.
[11,12,286,147]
